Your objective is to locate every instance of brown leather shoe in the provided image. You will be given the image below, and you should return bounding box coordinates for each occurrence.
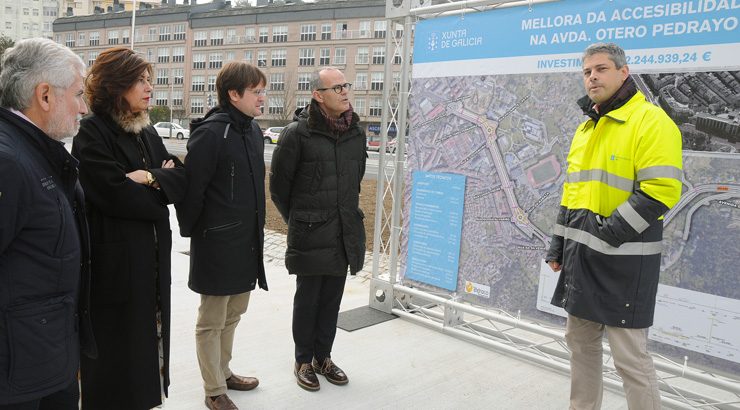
[204,394,238,410]
[226,374,259,391]
[312,357,348,385]
[294,362,320,391]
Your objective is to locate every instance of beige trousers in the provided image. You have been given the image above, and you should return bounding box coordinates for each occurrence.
[565,315,661,410]
[195,292,251,396]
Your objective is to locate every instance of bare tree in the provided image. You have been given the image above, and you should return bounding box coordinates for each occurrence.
[272,71,298,123]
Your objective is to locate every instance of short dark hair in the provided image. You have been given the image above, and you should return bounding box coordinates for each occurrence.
[85,47,152,115]
[216,62,266,107]
[583,43,627,69]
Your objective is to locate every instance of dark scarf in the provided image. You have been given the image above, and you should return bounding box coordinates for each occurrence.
[577,75,637,123]
[315,102,354,135]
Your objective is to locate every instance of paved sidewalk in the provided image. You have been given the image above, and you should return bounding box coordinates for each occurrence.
[164,208,625,409]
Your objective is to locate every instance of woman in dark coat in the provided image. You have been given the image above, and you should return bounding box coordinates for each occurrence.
[71,47,186,410]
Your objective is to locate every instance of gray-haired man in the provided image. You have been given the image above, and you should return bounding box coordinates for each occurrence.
[0,38,95,409]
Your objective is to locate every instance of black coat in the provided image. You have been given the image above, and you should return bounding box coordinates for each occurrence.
[176,104,267,295]
[0,108,94,405]
[270,101,366,276]
[72,113,186,410]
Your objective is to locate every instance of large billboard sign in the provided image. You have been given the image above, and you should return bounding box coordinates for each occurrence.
[404,0,740,373]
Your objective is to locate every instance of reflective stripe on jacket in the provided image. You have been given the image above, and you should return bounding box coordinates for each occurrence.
[546,91,683,328]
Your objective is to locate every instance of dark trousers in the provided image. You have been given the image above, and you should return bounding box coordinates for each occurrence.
[292,275,347,364]
[0,379,79,410]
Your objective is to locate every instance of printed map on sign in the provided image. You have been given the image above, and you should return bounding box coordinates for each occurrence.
[405,0,740,373]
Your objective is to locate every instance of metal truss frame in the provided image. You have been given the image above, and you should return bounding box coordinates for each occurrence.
[370,0,740,408]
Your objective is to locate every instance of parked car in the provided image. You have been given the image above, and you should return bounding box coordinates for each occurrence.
[153,122,189,139]
[263,126,284,144]
[366,135,400,153]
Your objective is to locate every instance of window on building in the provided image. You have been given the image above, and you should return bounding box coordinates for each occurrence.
[78,32,86,47]
[244,50,253,63]
[226,28,237,44]
[372,46,385,64]
[370,97,382,116]
[374,20,386,39]
[194,31,207,47]
[159,25,170,41]
[321,23,331,40]
[147,48,154,63]
[334,48,346,65]
[272,25,287,43]
[268,96,284,115]
[174,24,186,41]
[245,27,256,42]
[271,49,286,67]
[354,97,366,116]
[211,29,223,46]
[356,47,369,65]
[371,72,384,91]
[208,75,216,92]
[22,23,30,31]
[191,97,204,115]
[296,96,311,111]
[158,47,169,63]
[394,50,402,65]
[395,23,404,39]
[355,72,367,90]
[393,71,401,91]
[298,48,315,66]
[209,53,223,69]
[122,29,130,44]
[107,30,119,45]
[359,21,370,38]
[88,51,98,67]
[23,8,29,15]
[89,31,100,46]
[173,68,184,85]
[319,48,330,66]
[148,27,157,42]
[4,6,12,14]
[298,73,311,91]
[257,50,267,67]
[172,46,185,63]
[300,24,316,41]
[192,75,205,92]
[226,51,235,62]
[33,8,39,16]
[65,33,75,48]
[156,68,168,85]
[155,90,168,106]
[270,72,284,91]
[258,27,268,43]
[5,22,12,30]
[336,22,348,39]
[193,53,206,70]
[172,90,183,106]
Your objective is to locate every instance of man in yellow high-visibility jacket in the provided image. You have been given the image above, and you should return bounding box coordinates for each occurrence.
[546,43,683,409]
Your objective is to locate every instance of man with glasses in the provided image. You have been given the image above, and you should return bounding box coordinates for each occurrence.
[546,43,682,409]
[177,62,269,410]
[270,67,367,391]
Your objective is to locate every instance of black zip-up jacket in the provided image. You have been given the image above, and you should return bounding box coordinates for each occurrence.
[0,107,94,405]
[270,101,367,276]
[176,104,268,295]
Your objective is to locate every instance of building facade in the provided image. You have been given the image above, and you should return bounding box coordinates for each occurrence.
[1,0,59,41]
[53,0,403,132]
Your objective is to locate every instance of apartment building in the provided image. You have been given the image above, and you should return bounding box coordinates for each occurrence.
[58,0,162,18]
[1,0,59,41]
[52,0,404,133]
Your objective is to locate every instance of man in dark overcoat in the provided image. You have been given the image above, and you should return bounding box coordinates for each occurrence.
[270,67,366,391]
[176,62,268,410]
[0,38,95,409]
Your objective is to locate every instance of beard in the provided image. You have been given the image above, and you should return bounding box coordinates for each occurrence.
[46,101,80,141]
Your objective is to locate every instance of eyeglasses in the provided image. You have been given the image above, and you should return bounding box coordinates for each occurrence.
[316,83,352,94]
[248,89,267,96]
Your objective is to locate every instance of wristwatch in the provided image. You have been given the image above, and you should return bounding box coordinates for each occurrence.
[145,171,156,187]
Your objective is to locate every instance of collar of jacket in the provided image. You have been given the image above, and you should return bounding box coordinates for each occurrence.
[97,111,147,137]
[222,103,254,132]
[577,75,638,123]
[301,99,359,139]
[0,107,79,173]
[578,90,647,133]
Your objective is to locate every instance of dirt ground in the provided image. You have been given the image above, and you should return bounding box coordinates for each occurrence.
[264,175,393,251]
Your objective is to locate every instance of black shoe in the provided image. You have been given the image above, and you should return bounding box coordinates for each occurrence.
[294,362,320,391]
[312,357,348,385]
